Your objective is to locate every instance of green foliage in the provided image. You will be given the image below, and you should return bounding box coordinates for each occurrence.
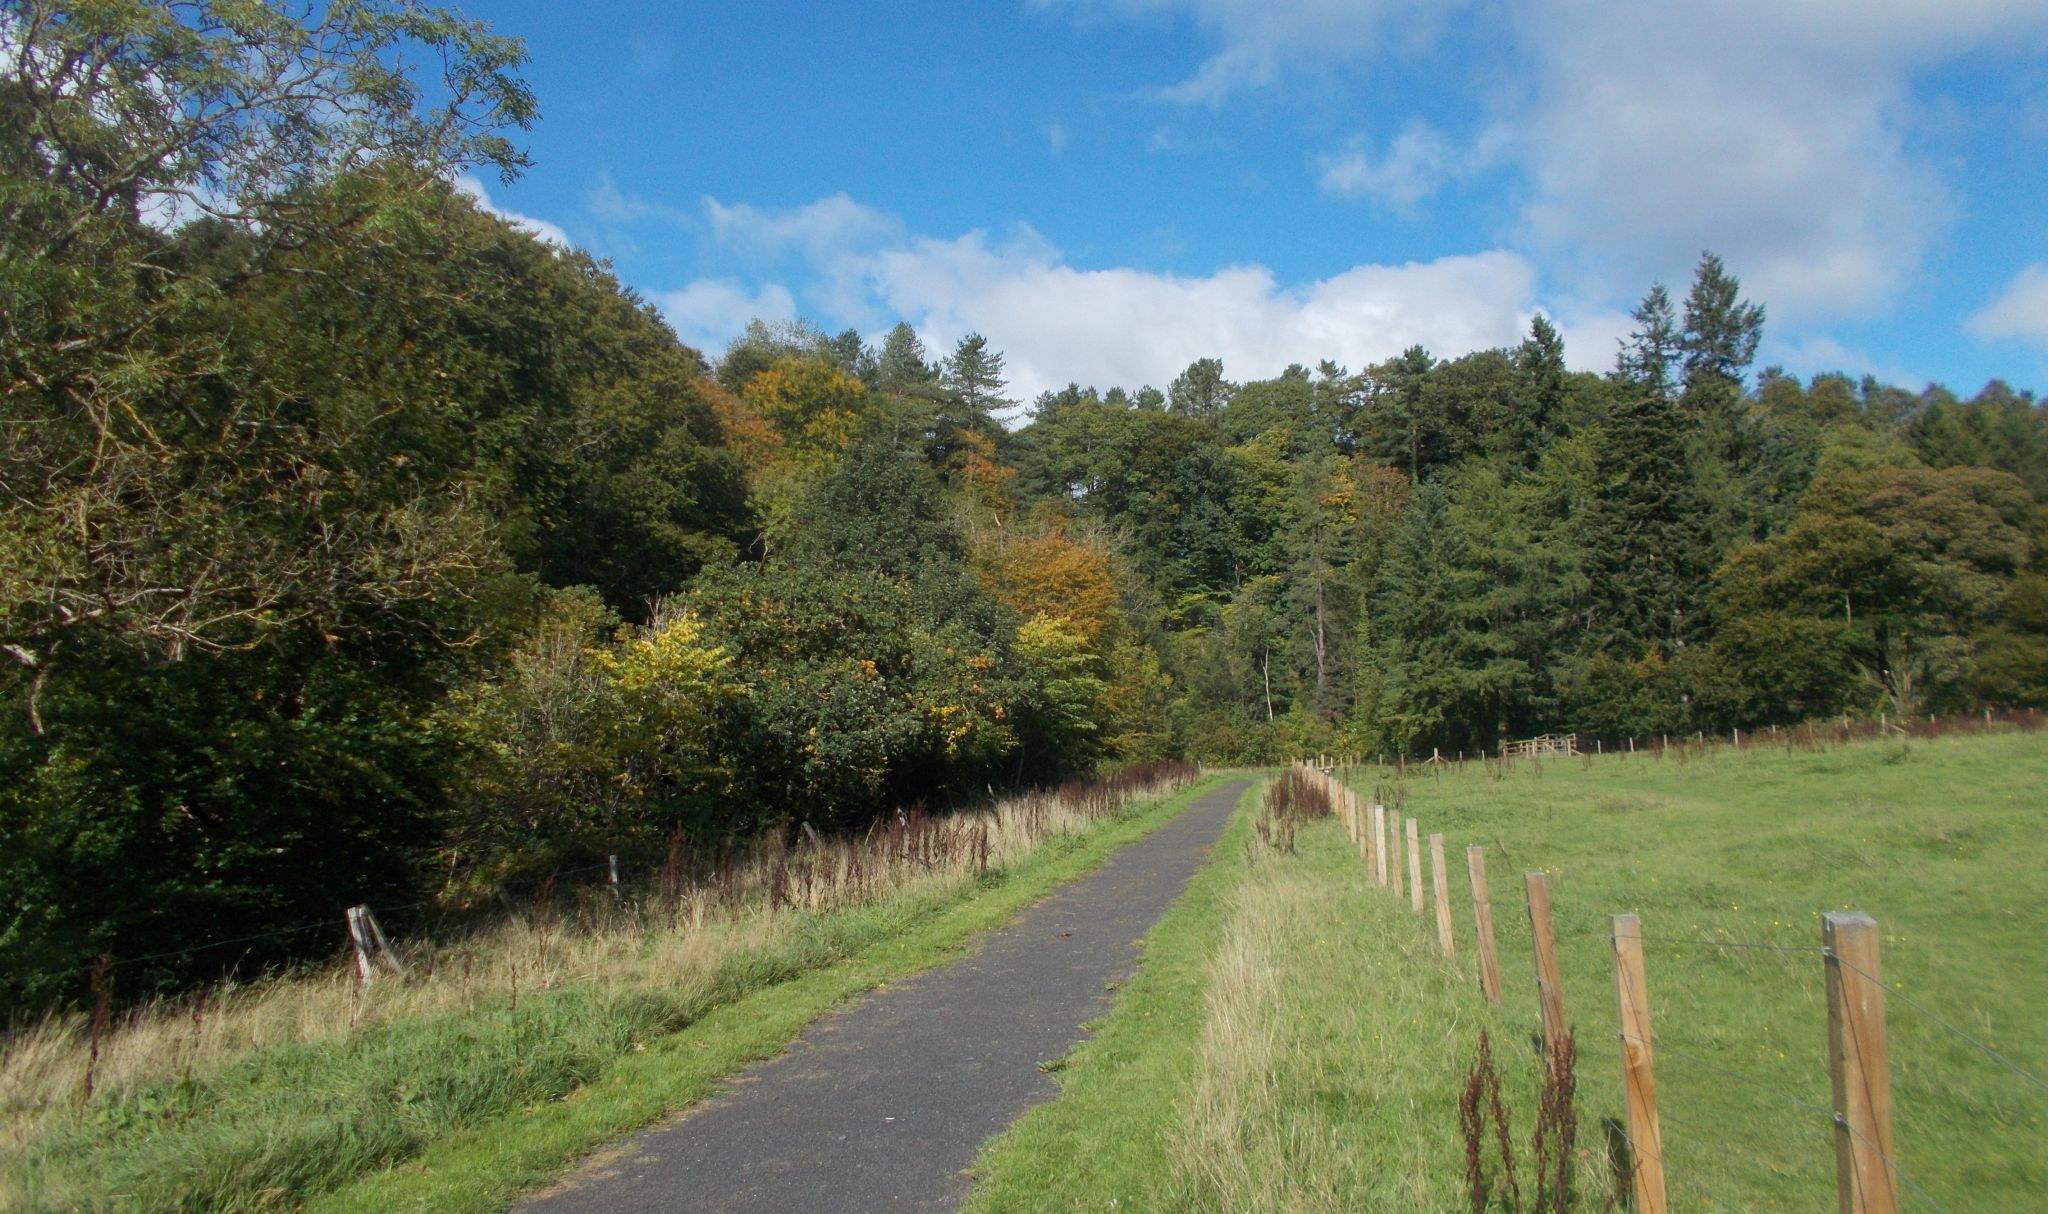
[444,589,740,887]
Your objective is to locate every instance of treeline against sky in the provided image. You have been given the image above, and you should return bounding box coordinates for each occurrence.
[0,2,1168,1014]
[4,0,2043,1016]
[1009,259,2048,761]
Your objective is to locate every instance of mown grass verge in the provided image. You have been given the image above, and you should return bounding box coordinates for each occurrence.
[2,771,1225,1213]
[963,731,2048,1212]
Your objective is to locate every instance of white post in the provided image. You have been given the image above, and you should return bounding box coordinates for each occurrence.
[346,906,375,985]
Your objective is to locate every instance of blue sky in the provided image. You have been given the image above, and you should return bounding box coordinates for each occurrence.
[455,0,2048,409]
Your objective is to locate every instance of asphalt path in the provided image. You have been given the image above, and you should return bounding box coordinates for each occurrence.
[519,776,1253,1214]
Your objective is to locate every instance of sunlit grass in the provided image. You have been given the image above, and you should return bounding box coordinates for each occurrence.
[0,765,1207,1212]
[967,730,2048,1212]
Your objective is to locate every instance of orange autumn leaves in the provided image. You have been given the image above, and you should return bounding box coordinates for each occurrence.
[977,524,1120,644]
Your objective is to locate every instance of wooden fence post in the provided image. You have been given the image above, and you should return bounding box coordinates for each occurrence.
[1524,872,1567,1064]
[1374,805,1389,887]
[1389,815,1405,900]
[1430,833,1454,956]
[346,904,405,983]
[608,854,620,897]
[1467,846,1503,1005]
[1611,913,1668,1214]
[1406,818,1424,914]
[346,906,375,985]
[1354,793,1369,866]
[1825,912,1898,1214]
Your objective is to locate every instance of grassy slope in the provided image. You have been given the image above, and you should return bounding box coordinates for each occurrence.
[965,732,2048,1212]
[6,775,1228,1214]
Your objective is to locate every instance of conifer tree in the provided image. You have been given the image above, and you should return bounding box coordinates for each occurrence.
[943,332,1014,420]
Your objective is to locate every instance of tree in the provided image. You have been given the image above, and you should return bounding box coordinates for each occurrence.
[1579,385,1710,654]
[1367,482,1530,750]
[1168,357,1234,421]
[943,332,1014,421]
[1356,346,1446,481]
[1679,251,1765,409]
[1512,314,1569,455]
[879,322,939,389]
[1614,284,1680,400]
[1,0,533,706]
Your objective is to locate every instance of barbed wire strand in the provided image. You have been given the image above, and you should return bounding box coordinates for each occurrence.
[1839,979,1948,1214]
[1832,956,2048,1097]
[1653,1035,1947,1213]
[1608,962,1754,1212]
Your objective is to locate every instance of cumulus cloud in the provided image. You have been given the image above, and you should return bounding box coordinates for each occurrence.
[1505,0,1979,321]
[1072,0,2048,321]
[1968,265,2048,345]
[651,196,1549,405]
[454,174,572,249]
[652,279,798,357]
[1318,121,1496,214]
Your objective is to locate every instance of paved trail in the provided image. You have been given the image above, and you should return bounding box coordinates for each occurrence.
[521,777,1252,1214]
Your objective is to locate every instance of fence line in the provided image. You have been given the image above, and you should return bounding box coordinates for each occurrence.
[1294,756,2038,1213]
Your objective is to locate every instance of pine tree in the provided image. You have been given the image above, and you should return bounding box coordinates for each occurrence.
[1581,387,1711,653]
[943,332,1014,420]
[878,322,938,390]
[1614,284,1680,400]
[1679,251,1765,409]
[1513,313,1569,456]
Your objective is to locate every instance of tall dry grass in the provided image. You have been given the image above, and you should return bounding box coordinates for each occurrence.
[0,761,1198,1206]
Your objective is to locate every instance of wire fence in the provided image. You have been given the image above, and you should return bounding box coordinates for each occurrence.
[1297,754,2048,1213]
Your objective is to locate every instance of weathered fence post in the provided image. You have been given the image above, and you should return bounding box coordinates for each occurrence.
[1825,912,1897,1214]
[346,904,405,983]
[1389,815,1405,900]
[1405,818,1423,914]
[1467,846,1503,1005]
[346,906,375,985]
[1354,793,1370,866]
[1611,913,1668,1214]
[1374,804,1389,887]
[1524,872,1567,1064]
[608,854,620,898]
[1430,833,1454,955]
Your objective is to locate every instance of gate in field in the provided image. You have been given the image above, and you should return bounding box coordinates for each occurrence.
[1500,732,1579,759]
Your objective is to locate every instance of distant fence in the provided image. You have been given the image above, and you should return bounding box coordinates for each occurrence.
[1303,705,2043,776]
[1292,736,2047,1214]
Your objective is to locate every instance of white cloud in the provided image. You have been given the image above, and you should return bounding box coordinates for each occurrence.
[655,196,1543,406]
[1968,265,2048,345]
[1318,121,1494,214]
[1042,0,1452,102]
[454,174,572,249]
[704,193,903,260]
[1063,0,2048,321]
[1504,0,1984,322]
[1047,118,1069,154]
[652,279,798,357]
[1551,307,1635,376]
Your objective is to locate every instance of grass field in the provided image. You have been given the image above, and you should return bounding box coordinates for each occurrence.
[0,767,1218,1213]
[964,730,2048,1212]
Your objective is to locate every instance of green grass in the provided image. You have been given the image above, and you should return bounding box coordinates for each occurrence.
[5,774,1229,1213]
[964,731,2048,1212]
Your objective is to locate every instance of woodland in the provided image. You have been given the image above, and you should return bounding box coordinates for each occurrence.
[2,0,2044,1015]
